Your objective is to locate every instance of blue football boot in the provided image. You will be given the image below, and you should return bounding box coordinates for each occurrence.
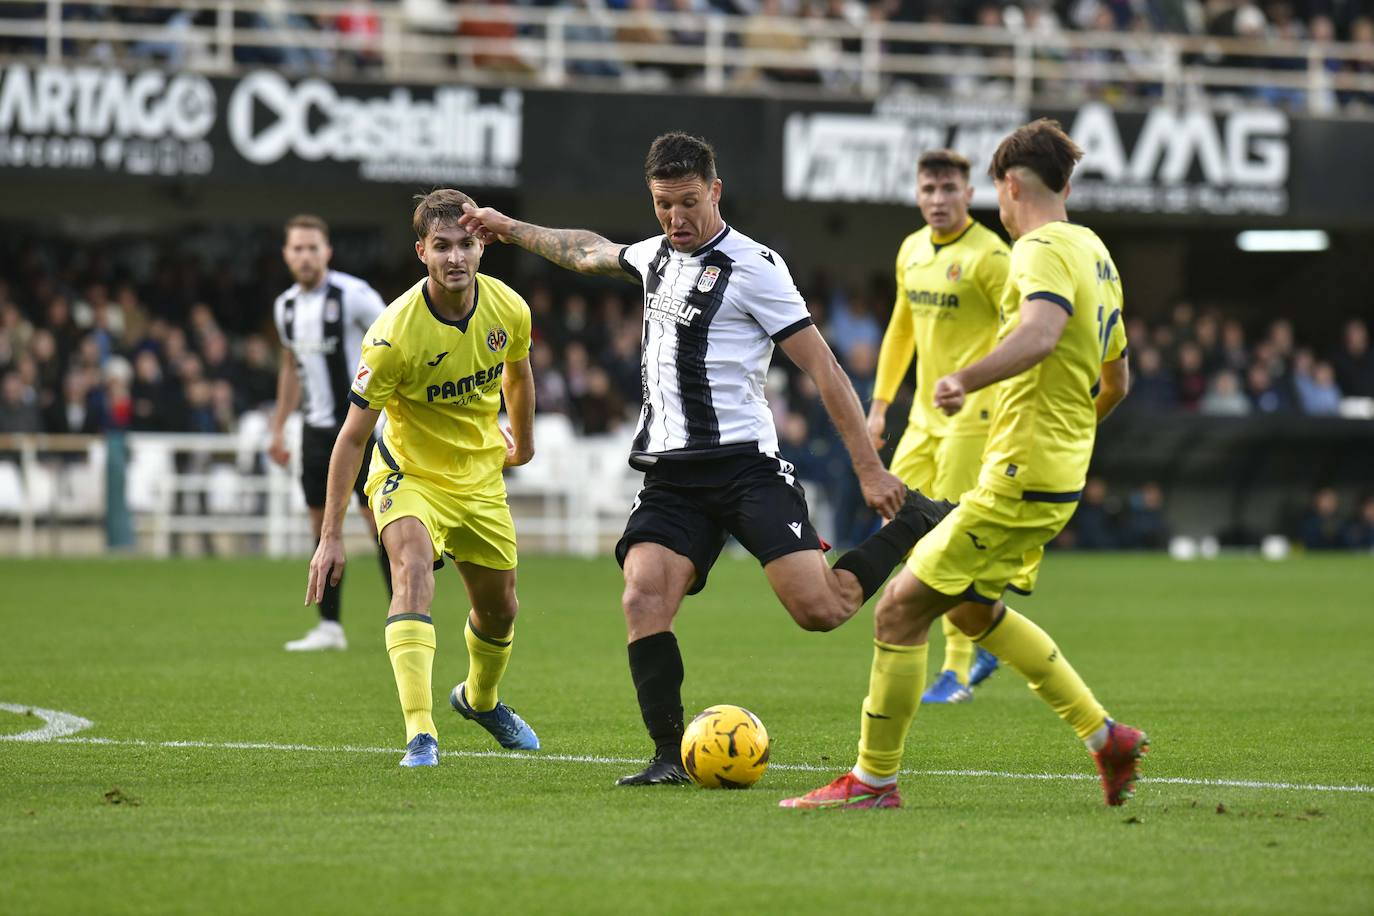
[450,684,540,750]
[921,670,973,704]
[399,732,439,767]
[968,647,1001,687]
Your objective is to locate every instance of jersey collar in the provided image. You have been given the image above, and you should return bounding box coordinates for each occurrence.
[688,224,730,258]
[931,219,975,253]
[422,276,479,333]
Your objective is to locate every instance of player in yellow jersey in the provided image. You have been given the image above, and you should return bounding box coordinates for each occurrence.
[868,149,1009,704]
[305,189,540,767]
[784,120,1144,810]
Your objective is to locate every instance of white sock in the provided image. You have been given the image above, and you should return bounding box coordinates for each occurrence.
[851,764,898,788]
[1084,721,1111,752]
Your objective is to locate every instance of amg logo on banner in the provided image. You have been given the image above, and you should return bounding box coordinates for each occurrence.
[1069,103,1289,215]
[783,94,1026,207]
[227,73,521,186]
[0,64,215,175]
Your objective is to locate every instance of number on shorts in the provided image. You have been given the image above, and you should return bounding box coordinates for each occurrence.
[382,472,403,495]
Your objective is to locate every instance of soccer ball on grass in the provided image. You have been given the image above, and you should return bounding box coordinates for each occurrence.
[680,705,770,789]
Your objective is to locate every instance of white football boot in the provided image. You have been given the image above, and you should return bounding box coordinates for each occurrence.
[284,620,347,652]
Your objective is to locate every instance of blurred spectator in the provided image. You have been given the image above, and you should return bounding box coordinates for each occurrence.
[575,366,627,434]
[1331,318,1374,397]
[1199,369,1251,415]
[1069,477,1116,549]
[1292,349,1343,415]
[1126,345,1176,410]
[457,0,531,72]
[44,369,102,435]
[1245,362,1292,414]
[1297,487,1345,550]
[1343,496,1374,550]
[1120,481,1170,549]
[0,370,42,433]
[1175,341,1208,410]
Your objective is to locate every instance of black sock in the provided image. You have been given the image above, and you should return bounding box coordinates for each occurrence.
[376,544,394,598]
[832,519,924,604]
[627,631,685,759]
[320,570,343,622]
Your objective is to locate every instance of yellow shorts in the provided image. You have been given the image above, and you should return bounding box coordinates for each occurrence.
[367,467,517,571]
[907,484,1077,604]
[889,428,985,503]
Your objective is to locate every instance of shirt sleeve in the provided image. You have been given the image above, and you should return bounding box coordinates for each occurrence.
[506,299,532,363]
[348,323,404,412]
[976,245,1011,319]
[1104,307,1128,361]
[740,250,813,343]
[873,240,916,403]
[618,237,664,285]
[1014,242,1076,316]
[350,282,387,331]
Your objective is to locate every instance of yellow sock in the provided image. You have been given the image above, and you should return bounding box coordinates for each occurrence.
[385,615,437,743]
[941,616,975,686]
[975,607,1107,740]
[856,640,928,779]
[462,617,513,713]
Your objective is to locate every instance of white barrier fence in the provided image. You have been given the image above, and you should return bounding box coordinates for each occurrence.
[0,412,646,558]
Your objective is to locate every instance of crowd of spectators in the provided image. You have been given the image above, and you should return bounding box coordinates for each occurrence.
[1295,487,1374,549]
[3,0,1374,108]
[1119,304,1374,417]
[1,231,1372,551]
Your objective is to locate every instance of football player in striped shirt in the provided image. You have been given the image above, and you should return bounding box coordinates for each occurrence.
[460,132,952,786]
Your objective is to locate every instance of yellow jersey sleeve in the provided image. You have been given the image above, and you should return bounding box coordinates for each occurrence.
[874,234,918,403]
[1103,304,1127,362]
[351,322,406,412]
[1012,241,1076,318]
[974,246,1010,315]
[506,296,532,363]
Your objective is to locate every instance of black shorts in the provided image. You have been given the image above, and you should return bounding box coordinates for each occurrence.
[301,424,372,509]
[615,451,824,596]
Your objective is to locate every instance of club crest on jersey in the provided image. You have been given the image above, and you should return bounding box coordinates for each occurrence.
[379,497,392,514]
[696,266,721,293]
[946,262,962,283]
[325,298,341,323]
[486,327,508,352]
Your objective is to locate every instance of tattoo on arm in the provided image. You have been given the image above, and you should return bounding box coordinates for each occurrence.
[508,224,626,278]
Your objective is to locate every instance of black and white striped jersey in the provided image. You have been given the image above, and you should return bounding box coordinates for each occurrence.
[272,270,386,430]
[618,225,813,470]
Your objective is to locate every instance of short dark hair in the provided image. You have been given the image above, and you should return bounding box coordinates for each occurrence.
[412,188,476,240]
[988,119,1083,193]
[284,214,329,241]
[917,149,971,180]
[644,132,717,184]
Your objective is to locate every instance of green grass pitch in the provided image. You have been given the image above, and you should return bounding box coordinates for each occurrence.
[2,553,1372,914]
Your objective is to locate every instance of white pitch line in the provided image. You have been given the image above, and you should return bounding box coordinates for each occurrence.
[0,703,94,741]
[24,735,1372,795]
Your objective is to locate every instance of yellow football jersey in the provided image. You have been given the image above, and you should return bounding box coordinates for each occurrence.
[978,221,1126,500]
[349,275,531,496]
[875,219,1010,437]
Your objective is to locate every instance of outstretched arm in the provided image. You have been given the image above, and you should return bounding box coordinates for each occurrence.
[459,204,628,279]
[933,297,1069,416]
[779,326,906,520]
[501,356,536,468]
[305,404,379,605]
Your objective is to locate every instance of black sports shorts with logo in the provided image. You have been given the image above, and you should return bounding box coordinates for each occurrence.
[301,425,373,509]
[615,451,825,595]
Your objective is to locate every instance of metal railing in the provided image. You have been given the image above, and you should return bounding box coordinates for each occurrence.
[0,0,1371,114]
[0,415,646,558]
